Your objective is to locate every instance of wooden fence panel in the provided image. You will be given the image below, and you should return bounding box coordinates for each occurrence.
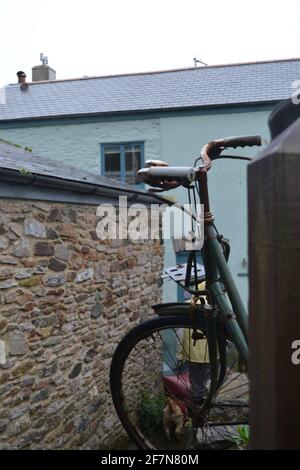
[248,119,300,449]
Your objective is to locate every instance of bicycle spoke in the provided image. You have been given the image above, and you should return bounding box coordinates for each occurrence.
[111,317,249,450]
[218,381,249,397]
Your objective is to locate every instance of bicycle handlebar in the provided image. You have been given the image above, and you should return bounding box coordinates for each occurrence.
[217,135,262,149]
[138,166,195,187]
[138,135,262,190]
[201,134,262,170]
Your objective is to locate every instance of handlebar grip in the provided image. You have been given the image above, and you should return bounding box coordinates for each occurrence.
[138,166,195,184]
[222,135,262,149]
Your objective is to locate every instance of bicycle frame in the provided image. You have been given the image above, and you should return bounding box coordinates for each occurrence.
[196,167,249,372]
[154,228,249,369]
[202,224,249,368]
[154,167,250,373]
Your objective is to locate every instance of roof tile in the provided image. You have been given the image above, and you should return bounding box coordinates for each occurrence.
[1,59,300,121]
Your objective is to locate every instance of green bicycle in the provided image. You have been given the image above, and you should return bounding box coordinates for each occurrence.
[110,135,262,450]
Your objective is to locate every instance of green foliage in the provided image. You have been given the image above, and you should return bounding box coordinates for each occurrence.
[19,168,32,176]
[1,138,21,148]
[0,139,32,152]
[231,425,250,449]
[137,389,165,436]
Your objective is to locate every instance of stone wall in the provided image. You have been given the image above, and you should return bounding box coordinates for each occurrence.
[0,199,164,449]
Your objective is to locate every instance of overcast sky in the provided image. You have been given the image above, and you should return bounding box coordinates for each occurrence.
[1,0,300,87]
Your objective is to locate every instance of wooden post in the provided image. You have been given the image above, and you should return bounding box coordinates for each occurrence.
[248,118,300,449]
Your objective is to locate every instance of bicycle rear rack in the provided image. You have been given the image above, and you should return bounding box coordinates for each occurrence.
[164,263,205,283]
[163,251,206,296]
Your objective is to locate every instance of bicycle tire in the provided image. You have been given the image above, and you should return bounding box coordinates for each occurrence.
[110,315,249,450]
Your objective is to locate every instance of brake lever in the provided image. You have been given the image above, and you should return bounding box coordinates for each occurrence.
[144,179,182,191]
[211,154,252,161]
[148,188,165,193]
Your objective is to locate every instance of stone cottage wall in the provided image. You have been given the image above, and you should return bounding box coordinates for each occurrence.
[0,199,164,449]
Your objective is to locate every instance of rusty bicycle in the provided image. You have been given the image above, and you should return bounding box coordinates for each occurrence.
[110,135,262,450]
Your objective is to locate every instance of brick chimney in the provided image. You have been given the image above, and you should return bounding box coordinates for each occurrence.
[32,54,56,82]
[16,71,27,84]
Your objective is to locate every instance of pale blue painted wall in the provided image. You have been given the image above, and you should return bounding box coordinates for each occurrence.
[0,118,161,173]
[159,108,272,306]
[0,106,274,308]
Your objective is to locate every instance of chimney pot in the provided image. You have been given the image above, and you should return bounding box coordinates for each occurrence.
[17,71,27,84]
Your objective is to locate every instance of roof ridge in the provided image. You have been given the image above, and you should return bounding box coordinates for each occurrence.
[8,57,300,87]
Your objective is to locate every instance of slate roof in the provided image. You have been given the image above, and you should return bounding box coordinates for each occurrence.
[1,58,300,122]
[0,139,147,197]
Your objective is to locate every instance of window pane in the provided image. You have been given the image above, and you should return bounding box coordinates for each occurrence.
[104,146,121,181]
[125,144,141,184]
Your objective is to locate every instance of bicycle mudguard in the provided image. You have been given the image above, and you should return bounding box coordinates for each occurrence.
[152,302,191,316]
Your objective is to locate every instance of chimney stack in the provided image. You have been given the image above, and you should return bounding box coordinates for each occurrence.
[32,53,56,82]
[17,71,27,84]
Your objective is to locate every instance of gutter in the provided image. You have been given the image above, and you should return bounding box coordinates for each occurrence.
[0,100,281,125]
[0,166,172,207]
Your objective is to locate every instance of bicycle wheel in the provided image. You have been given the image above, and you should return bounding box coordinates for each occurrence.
[110,315,249,450]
